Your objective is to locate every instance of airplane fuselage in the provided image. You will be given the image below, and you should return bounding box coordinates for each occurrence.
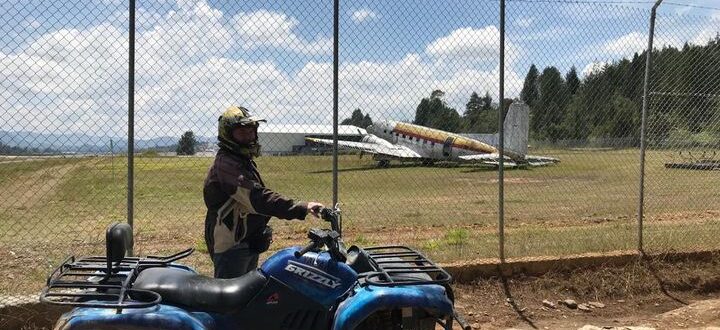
[306,103,557,167]
[368,120,503,160]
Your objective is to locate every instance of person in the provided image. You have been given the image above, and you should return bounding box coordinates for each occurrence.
[203,105,324,278]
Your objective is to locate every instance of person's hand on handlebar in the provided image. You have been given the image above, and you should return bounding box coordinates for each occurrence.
[307,202,324,218]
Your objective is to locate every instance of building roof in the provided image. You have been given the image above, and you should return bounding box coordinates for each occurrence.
[258,124,367,135]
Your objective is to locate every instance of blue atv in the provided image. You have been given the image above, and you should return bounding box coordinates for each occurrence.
[41,206,470,329]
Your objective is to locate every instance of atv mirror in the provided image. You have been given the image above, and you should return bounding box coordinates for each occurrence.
[105,222,133,273]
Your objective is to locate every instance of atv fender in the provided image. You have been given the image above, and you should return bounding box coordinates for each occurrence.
[331,284,453,330]
[53,304,216,330]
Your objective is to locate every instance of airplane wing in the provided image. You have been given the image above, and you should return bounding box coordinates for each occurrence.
[525,155,560,166]
[458,153,518,168]
[461,153,560,167]
[305,138,422,159]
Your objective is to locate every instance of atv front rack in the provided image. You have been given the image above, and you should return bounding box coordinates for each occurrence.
[40,248,193,309]
[361,246,452,286]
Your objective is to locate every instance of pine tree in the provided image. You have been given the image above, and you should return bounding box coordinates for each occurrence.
[481,92,493,111]
[341,109,363,125]
[520,64,539,107]
[533,66,570,142]
[414,98,431,126]
[414,90,461,132]
[361,114,373,128]
[341,109,373,128]
[565,66,580,96]
[462,92,482,132]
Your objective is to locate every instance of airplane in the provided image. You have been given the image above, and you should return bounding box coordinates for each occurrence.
[305,102,559,168]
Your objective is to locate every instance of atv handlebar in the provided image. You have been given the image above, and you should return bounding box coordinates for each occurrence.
[294,241,319,258]
[294,206,346,261]
[319,207,341,234]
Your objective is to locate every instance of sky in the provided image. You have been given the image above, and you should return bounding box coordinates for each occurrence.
[0,0,718,139]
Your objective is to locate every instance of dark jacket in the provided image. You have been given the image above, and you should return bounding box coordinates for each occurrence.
[203,148,308,255]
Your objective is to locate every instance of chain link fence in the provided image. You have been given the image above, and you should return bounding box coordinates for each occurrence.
[644,9,720,253]
[0,0,718,309]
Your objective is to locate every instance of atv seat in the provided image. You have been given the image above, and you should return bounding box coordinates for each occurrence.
[133,267,267,313]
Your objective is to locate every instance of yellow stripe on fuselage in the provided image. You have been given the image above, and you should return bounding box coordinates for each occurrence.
[394,122,497,154]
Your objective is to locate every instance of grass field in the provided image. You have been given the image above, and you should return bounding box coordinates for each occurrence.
[0,148,718,295]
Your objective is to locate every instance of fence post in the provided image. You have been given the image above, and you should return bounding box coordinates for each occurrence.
[638,0,663,254]
[332,0,339,208]
[127,0,136,256]
[498,0,506,262]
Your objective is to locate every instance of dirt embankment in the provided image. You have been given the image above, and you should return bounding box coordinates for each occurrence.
[452,253,720,329]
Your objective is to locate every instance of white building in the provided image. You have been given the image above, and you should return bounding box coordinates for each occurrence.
[257,124,367,155]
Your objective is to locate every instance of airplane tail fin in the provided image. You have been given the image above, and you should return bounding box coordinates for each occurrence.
[503,102,529,158]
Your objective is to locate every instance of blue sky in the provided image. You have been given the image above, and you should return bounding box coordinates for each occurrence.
[0,0,718,138]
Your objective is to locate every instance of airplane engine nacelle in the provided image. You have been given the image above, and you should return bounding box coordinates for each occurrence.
[361,134,395,148]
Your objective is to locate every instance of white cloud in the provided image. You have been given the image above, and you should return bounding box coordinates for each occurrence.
[350,9,378,23]
[601,32,682,58]
[426,26,500,59]
[233,10,331,55]
[689,14,720,45]
[690,29,718,45]
[425,26,522,71]
[138,0,232,77]
[2,23,128,98]
[2,0,528,138]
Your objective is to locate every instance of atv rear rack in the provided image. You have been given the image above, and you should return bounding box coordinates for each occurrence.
[361,246,452,286]
[40,248,193,309]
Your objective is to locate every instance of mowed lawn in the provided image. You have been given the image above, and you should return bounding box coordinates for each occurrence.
[0,149,718,294]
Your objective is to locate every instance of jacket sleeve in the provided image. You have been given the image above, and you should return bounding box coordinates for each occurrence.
[213,155,308,220]
[231,174,309,220]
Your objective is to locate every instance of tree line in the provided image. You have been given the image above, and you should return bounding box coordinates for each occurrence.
[0,142,57,155]
[410,36,720,146]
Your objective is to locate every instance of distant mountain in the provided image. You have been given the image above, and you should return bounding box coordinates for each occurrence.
[0,131,214,153]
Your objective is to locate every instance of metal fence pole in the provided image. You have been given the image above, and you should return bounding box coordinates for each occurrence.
[127,0,136,256]
[332,0,339,208]
[638,0,663,254]
[498,0,506,262]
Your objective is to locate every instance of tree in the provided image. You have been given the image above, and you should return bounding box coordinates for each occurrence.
[341,108,373,128]
[362,114,373,128]
[430,89,445,99]
[414,98,432,126]
[481,92,493,112]
[462,92,482,131]
[520,64,539,107]
[414,90,462,132]
[532,66,570,142]
[565,66,580,95]
[176,131,198,155]
[461,91,501,133]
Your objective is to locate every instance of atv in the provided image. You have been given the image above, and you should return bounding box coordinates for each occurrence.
[41,206,470,329]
